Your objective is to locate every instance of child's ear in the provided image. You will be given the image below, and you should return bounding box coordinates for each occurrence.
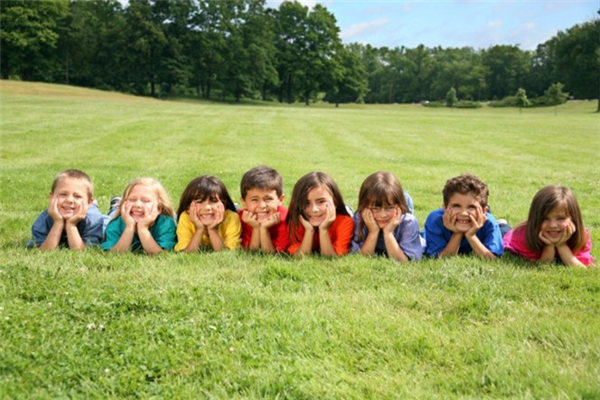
[278,194,285,204]
[483,205,489,213]
[87,196,94,205]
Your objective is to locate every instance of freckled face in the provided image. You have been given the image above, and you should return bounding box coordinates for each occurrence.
[242,188,283,222]
[52,178,91,219]
[125,184,159,222]
[540,206,572,241]
[445,192,483,232]
[303,186,334,227]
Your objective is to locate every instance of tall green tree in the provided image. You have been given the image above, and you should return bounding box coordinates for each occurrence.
[482,45,531,100]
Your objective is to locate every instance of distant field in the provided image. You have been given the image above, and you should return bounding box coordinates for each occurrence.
[1,80,599,398]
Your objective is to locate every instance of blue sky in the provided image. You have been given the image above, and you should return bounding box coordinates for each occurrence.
[267,0,598,50]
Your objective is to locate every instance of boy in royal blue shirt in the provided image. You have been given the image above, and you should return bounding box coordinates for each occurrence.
[424,174,503,259]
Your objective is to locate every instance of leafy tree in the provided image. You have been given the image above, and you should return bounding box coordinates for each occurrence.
[515,88,531,110]
[446,87,457,107]
[324,43,368,106]
[545,82,569,105]
[482,45,531,99]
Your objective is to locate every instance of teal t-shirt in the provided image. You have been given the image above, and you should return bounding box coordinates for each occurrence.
[101,214,177,252]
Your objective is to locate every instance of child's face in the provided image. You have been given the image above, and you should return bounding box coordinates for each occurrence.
[192,195,223,226]
[444,192,486,232]
[125,184,160,223]
[540,206,572,241]
[242,188,283,223]
[303,185,334,227]
[51,177,92,219]
[369,197,398,228]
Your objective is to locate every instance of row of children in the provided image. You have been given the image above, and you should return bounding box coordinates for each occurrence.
[30,167,594,267]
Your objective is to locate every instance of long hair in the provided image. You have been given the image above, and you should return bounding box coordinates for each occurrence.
[356,171,409,242]
[525,185,585,253]
[286,171,350,244]
[177,175,236,218]
[116,177,175,219]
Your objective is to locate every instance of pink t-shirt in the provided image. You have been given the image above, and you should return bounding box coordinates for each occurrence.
[503,226,594,266]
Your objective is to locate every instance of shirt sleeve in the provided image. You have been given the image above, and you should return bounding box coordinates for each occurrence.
[503,227,540,262]
[80,206,104,246]
[350,213,365,253]
[175,212,194,251]
[272,219,291,253]
[478,215,504,256]
[153,215,177,250]
[575,230,594,266]
[398,216,425,261]
[424,210,447,258]
[29,211,51,247]
[238,210,253,249]
[101,217,124,251]
[332,215,354,255]
[221,210,242,249]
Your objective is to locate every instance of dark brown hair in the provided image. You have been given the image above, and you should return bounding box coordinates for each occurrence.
[524,185,586,253]
[177,176,236,218]
[286,171,350,244]
[356,171,409,242]
[442,174,489,208]
[240,165,283,199]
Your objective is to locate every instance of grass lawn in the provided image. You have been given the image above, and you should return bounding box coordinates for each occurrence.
[1,80,599,398]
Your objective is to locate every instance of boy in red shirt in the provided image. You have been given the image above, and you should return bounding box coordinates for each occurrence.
[238,165,289,253]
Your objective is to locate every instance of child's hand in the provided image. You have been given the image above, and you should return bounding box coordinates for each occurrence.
[299,215,313,231]
[242,210,260,228]
[538,229,555,246]
[319,200,336,231]
[361,208,379,232]
[442,208,459,232]
[189,202,205,230]
[556,220,576,246]
[261,212,281,229]
[121,202,136,229]
[138,203,159,229]
[383,206,402,235]
[465,205,486,237]
[47,195,63,222]
[66,201,88,225]
[207,202,225,230]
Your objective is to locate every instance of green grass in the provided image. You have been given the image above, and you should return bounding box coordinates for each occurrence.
[1,80,599,398]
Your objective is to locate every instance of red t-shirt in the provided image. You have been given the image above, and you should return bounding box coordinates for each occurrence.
[288,214,354,256]
[238,205,290,253]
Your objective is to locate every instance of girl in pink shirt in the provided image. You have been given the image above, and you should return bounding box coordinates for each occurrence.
[503,185,594,267]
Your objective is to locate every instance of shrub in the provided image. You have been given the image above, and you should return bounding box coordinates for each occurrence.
[454,100,482,109]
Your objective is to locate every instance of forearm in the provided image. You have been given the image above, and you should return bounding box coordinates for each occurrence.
[466,235,496,259]
[183,229,204,252]
[248,228,261,250]
[294,229,314,257]
[438,233,463,257]
[208,228,225,251]
[319,228,336,256]
[259,227,276,253]
[39,222,65,250]
[538,245,556,263]
[65,223,85,250]
[359,232,379,255]
[137,227,163,255]
[384,233,409,262]
[111,226,136,252]
[556,245,585,267]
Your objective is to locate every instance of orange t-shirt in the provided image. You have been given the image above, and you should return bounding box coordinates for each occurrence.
[288,214,354,256]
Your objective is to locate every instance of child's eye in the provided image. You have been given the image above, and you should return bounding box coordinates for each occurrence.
[370,206,382,213]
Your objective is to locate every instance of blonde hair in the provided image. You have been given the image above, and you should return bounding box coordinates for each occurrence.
[51,169,93,200]
[115,177,175,219]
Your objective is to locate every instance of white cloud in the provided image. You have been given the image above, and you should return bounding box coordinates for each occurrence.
[341,18,389,40]
[487,20,503,29]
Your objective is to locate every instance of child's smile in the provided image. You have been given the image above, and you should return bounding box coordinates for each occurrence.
[125,184,159,223]
[304,186,334,227]
[445,192,485,232]
[52,178,91,219]
[242,188,282,223]
[540,207,572,241]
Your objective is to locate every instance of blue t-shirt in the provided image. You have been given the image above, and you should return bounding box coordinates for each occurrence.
[351,212,425,260]
[424,208,504,257]
[101,214,177,252]
[28,204,105,247]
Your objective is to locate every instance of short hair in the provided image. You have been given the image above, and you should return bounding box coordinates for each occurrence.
[51,169,93,199]
[240,165,283,199]
[442,174,489,208]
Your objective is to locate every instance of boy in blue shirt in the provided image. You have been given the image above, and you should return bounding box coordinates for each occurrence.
[424,174,503,259]
[29,169,104,250]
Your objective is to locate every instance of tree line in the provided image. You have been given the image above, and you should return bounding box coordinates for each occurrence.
[1,0,598,107]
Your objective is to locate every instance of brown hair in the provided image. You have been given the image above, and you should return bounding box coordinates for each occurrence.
[114,177,175,219]
[525,185,586,253]
[240,165,283,199]
[51,169,93,200]
[355,171,409,242]
[442,173,489,208]
[286,171,350,244]
[177,175,236,218]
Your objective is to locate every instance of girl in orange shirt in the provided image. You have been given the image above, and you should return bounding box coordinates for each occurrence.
[286,171,354,257]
